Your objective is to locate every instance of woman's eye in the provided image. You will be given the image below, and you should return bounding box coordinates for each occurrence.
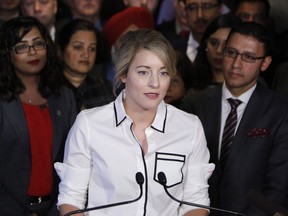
[88,47,96,52]
[73,45,82,50]
[208,38,219,48]
[160,71,169,77]
[138,71,148,75]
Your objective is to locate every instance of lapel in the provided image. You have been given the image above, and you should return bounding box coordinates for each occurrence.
[48,94,65,161]
[3,98,29,147]
[227,84,269,168]
[203,86,222,165]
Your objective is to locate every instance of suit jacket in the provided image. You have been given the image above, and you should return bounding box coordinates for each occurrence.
[182,83,288,215]
[0,87,77,215]
[272,61,288,97]
[156,20,189,56]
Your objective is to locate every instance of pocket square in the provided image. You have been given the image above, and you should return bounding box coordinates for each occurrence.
[248,128,270,139]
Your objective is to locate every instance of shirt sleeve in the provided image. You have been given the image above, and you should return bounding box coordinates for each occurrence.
[180,116,215,214]
[54,112,92,209]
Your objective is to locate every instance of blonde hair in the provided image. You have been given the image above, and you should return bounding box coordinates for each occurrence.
[113,29,177,94]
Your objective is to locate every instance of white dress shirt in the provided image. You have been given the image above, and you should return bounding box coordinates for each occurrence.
[55,90,214,216]
[186,33,199,63]
[218,82,256,158]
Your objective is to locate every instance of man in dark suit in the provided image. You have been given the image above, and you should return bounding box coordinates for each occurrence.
[20,0,69,42]
[182,22,288,215]
[157,0,190,56]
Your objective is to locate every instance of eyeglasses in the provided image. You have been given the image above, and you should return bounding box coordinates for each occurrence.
[10,40,46,54]
[223,48,266,63]
[185,3,219,13]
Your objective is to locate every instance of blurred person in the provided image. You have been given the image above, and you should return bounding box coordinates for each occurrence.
[157,0,190,56]
[184,0,222,62]
[0,0,21,26]
[20,0,61,41]
[55,28,214,216]
[123,0,160,15]
[233,0,270,26]
[58,19,115,112]
[182,22,288,216]
[156,0,175,25]
[272,61,288,98]
[0,16,76,216]
[67,0,103,31]
[102,6,155,85]
[164,51,193,108]
[191,14,241,91]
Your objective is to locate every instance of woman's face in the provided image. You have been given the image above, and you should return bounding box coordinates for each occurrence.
[63,30,97,76]
[10,26,47,78]
[121,49,170,114]
[206,27,231,72]
[164,73,185,104]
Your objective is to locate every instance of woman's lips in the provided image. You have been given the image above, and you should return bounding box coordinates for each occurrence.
[28,60,40,65]
[145,93,159,99]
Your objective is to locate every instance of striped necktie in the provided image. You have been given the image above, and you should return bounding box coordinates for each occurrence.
[220,98,242,168]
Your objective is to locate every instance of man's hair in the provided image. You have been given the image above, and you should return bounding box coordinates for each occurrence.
[234,0,270,18]
[226,21,273,56]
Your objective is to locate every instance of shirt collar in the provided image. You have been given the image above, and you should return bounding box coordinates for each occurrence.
[222,82,256,105]
[113,90,167,133]
[50,25,56,41]
[187,33,199,49]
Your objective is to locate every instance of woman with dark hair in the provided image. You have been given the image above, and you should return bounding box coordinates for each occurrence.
[58,19,115,112]
[191,13,241,91]
[0,16,76,215]
[164,50,193,108]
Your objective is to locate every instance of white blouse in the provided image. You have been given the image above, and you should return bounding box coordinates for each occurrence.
[55,90,215,216]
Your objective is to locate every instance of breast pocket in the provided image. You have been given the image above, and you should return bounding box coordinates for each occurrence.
[154,152,186,187]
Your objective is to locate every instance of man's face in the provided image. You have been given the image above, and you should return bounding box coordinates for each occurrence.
[174,0,188,27]
[223,33,271,96]
[21,0,57,30]
[235,1,268,26]
[70,0,101,18]
[185,0,221,40]
[123,0,159,14]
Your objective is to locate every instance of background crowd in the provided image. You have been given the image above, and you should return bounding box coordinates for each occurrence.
[1,0,288,215]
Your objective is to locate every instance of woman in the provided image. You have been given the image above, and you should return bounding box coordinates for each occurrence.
[0,17,76,215]
[191,14,241,91]
[58,19,115,112]
[55,29,214,216]
[164,51,193,108]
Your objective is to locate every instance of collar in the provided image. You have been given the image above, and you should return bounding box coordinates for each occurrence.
[113,90,167,133]
[187,33,199,49]
[222,82,256,105]
[50,25,56,41]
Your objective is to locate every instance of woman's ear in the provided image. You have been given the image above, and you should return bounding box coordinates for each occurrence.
[121,76,127,83]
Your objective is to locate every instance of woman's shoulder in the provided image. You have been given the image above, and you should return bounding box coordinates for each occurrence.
[167,104,201,123]
[78,100,115,119]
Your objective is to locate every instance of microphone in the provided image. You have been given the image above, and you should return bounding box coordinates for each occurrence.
[247,190,288,216]
[157,172,246,216]
[64,172,144,216]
